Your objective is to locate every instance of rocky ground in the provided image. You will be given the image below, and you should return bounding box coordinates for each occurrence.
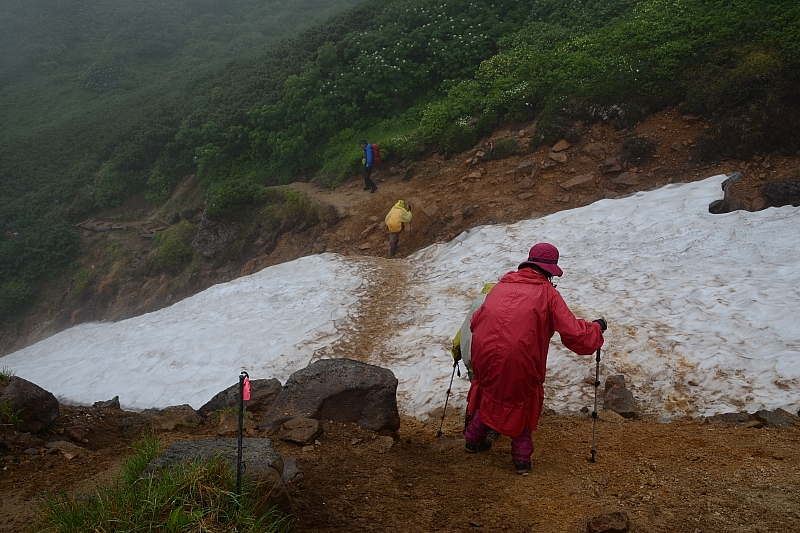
[1,402,799,532]
[1,107,800,532]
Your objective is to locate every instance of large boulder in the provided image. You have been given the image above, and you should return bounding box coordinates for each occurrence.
[141,438,292,515]
[754,408,799,429]
[0,376,59,433]
[258,359,400,433]
[198,378,283,418]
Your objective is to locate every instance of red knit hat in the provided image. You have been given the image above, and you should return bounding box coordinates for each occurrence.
[518,242,563,277]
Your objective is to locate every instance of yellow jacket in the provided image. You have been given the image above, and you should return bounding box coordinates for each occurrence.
[385,200,412,233]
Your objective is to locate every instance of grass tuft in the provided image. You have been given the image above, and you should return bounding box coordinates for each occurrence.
[36,432,291,532]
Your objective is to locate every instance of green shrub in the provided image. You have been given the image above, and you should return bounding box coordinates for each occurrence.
[146,168,178,205]
[207,180,266,217]
[0,367,13,381]
[154,221,197,273]
[530,100,580,148]
[0,401,21,427]
[384,129,426,165]
[0,278,36,318]
[0,367,20,427]
[622,135,657,163]
[486,139,518,160]
[69,268,93,298]
[37,432,290,532]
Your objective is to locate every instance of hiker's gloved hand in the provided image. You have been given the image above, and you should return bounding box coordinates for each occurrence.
[451,345,462,362]
[362,158,366,165]
[593,318,607,332]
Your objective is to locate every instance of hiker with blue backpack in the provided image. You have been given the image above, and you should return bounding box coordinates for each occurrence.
[463,243,607,475]
[360,139,378,193]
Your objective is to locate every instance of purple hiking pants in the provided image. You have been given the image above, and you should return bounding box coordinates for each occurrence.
[464,409,533,462]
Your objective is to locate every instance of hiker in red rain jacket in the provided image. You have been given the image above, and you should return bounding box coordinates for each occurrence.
[464,242,607,475]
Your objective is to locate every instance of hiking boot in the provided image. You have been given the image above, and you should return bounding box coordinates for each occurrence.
[465,439,493,453]
[513,460,531,475]
[370,186,377,193]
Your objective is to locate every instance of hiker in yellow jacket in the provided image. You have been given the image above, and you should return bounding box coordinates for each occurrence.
[385,200,412,257]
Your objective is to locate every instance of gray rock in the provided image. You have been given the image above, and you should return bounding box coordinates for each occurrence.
[141,404,202,431]
[560,173,595,189]
[0,376,59,433]
[215,411,257,435]
[604,375,626,394]
[587,511,630,533]
[258,359,400,433]
[191,206,237,257]
[754,408,799,429]
[141,438,291,515]
[582,143,607,159]
[118,415,150,437]
[45,440,86,459]
[604,388,637,418]
[93,396,121,409]
[612,172,639,186]
[279,417,323,445]
[198,378,283,418]
[704,412,757,426]
[549,152,567,163]
[603,376,637,419]
[373,435,394,454]
[167,213,181,225]
[282,456,303,484]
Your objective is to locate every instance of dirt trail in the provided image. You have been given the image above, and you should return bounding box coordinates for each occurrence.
[312,256,409,364]
[2,108,800,532]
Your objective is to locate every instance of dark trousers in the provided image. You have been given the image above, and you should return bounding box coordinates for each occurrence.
[363,166,376,189]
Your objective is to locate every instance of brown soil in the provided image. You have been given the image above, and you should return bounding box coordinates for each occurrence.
[2,405,799,532]
[2,107,800,531]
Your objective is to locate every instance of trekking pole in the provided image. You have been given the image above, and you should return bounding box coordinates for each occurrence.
[236,371,250,503]
[436,359,460,438]
[590,347,601,462]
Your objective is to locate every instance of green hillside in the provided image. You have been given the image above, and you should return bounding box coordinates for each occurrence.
[1,0,798,319]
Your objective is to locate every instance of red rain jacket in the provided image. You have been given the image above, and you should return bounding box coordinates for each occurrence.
[467,268,604,437]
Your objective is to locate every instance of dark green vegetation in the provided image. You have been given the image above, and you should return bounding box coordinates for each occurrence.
[0,367,22,427]
[36,432,290,532]
[1,0,798,320]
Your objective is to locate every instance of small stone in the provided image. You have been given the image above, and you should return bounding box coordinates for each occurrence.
[549,152,567,163]
[93,396,121,409]
[552,139,571,152]
[587,511,630,533]
[373,435,394,454]
[560,174,595,189]
[518,192,536,200]
[279,418,323,446]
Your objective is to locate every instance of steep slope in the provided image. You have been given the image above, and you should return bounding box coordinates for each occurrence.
[3,108,798,355]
